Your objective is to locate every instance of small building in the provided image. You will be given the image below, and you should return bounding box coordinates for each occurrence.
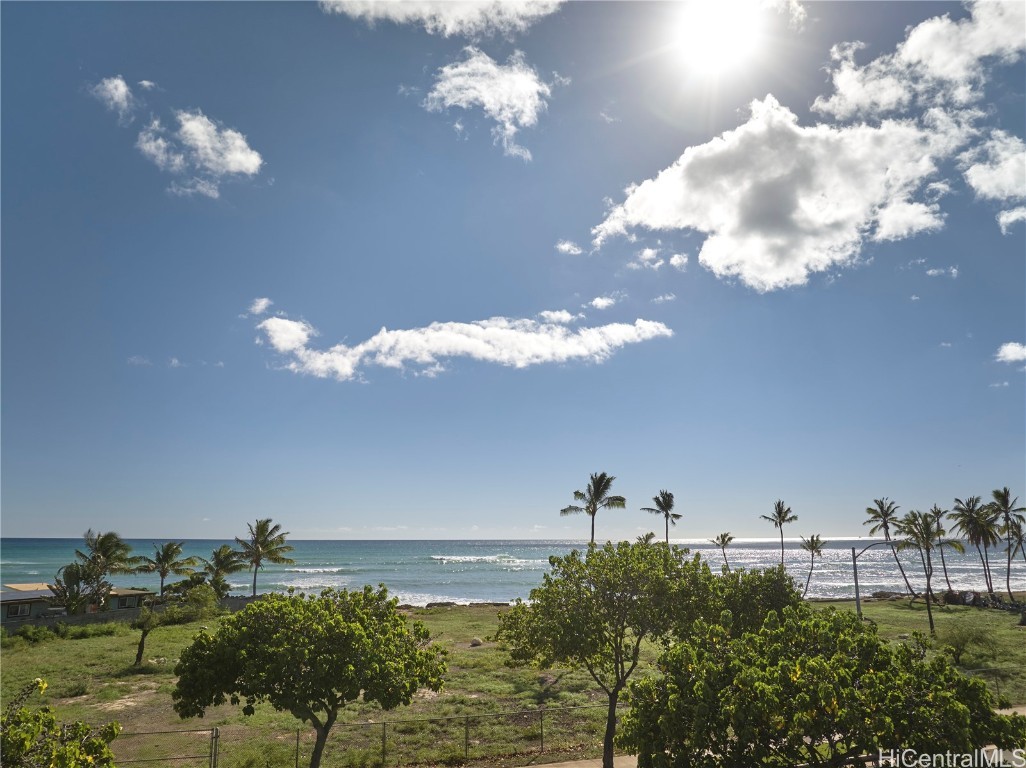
[0,584,59,625]
[108,588,154,610]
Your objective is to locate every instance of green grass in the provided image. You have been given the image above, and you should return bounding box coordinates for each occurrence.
[3,601,1023,767]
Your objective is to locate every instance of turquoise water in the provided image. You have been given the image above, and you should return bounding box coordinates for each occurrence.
[1,537,1023,603]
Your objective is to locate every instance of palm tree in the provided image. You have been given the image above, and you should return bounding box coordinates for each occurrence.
[760,500,797,567]
[989,487,1026,601]
[141,541,199,596]
[863,498,917,597]
[928,504,964,594]
[75,530,143,579]
[799,534,824,599]
[950,496,1001,595]
[200,544,248,598]
[897,510,941,634]
[235,519,296,597]
[710,532,734,572]
[49,561,110,615]
[559,472,626,545]
[1008,518,1026,567]
[641,490,681,545]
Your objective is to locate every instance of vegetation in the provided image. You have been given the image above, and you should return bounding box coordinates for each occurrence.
[951,495,1001,596]
[1,678,121,768]
[234,518,296,597]
[799,533,823,599]
[619,605,1026,766]
[991,487,1026,601]
[559,472,626,545]
[498,541,701,768]
[48,561,110,616]
[199,544,247,598]
[173,586,446,768]
[928,504,964,593]
[640,490,680,545]
[139,541,199,596]
[864,497,917,597]
[132,584,221,666]
[760,499,797,566]
[710,532,733,572]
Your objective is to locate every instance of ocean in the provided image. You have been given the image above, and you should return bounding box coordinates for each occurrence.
[2,537,1024,605]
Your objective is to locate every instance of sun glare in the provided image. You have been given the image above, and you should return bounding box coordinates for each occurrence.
[674,1,767,79]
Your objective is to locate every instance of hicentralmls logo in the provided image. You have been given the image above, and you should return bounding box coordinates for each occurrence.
[880,749,1026,767]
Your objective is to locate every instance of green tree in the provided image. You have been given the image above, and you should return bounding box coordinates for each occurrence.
[200,544,247,599]
[709,532,733,572]
[760,499,797,567]
[619,606,1026,767]
[799,534,824,599]
[864,497,918,597]
[928,504,964,594]
[48,561,110,616]
[76,529,143,580]
[235,518,296,598]
[1,679,121,768]
[989,487,1026,601]
[173,586,445,768]
[641,490,681,545]
[897,510,942,634]
[133,584,220,666]
[950,496,1001,596]
[559,472,626,545]
[497,541,704,768]
[140,541,199,596]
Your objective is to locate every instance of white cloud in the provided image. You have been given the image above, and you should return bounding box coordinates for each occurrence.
[256,310,672,382]
[319,0,561,38]
[669,253,688,272]
[589,295,619,310]
[127,355,152,366]
[135,110,262,198]
[137,80,157,91]
[626,247,664,271]
[555,239,583,255]
[910,295,920,301]
[136,119,186,173]
[995,342,1026,363]
[248,297,273,316]
[651,293,676,304]
[593,97,966,291]
[813,1,1025,120]
[90,76,134,121]
[961,130,1026,202]
[940,342,952,348]
[168,357,183,368]
[537,309,577,324]
[990,381,1010,388]
[925,266,959,278]
[997,207,1026,234]
[424,48,555,160]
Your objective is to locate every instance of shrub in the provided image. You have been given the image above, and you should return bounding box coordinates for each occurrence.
[15,625,55,644]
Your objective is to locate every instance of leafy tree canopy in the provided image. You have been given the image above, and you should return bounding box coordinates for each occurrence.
[498,540,711,768]
[1,679,121,768]
[619,605,1026,767]
[173,585,446,768]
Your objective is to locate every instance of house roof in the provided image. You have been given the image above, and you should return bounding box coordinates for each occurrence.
[0,589,53,604]
[3,583,52,591]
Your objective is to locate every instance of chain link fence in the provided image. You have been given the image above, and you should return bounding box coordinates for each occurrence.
[114,703,617,768]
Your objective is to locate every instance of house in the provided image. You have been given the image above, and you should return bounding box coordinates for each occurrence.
[1,583,156,628]
[0,583,60,625]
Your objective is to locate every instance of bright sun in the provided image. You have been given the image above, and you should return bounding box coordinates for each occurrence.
[674,1,767,79]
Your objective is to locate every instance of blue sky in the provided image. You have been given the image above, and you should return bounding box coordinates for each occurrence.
[2,1,1023,542]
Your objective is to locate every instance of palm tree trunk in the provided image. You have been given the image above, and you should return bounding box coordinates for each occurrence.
[721,547,730,572]
[983,545,995,595]
[887,534,918,596]
[803,554,814,598]
[938,543,953,593]
[924,551,935,635]
[252,567,258,598]
[665,517,669,546]
[779,529,784,567]
[1006,529,1014,601]
[590,514,596,546]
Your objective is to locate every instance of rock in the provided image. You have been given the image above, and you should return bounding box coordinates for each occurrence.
[872,591,904,599]
[469,637,483,647]
[425,602,457,609]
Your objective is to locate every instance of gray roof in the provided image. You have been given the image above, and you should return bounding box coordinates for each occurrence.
[0,589,53,604]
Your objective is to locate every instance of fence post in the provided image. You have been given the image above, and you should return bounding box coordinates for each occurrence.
[210,727,219,768]
[464,716,470,761]
[539,709,544,754]
[381,721,387,767]
[295,728,300,768]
